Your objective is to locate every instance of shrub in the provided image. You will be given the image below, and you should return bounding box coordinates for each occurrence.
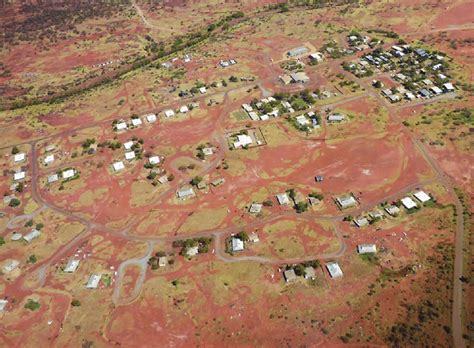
[24,299,40,311]
[71,299,81,307]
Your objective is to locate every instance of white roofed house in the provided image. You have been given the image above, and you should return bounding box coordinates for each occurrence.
[62,169,76,180]
[336,194,357,209]
[23,229,41,243]
[249,203,262,214]
[131,117,142,127]
[357,244,377,254]
[230,237,244,252]
[164,109,175,118]
[44,154,55,165]
[414,190,431,203]
[385,205,401,217]
[430,86,442,95]
[401,197,417,210]
[309,52,324,62]
[148,156,160,165]
[443,83,454,92]
[123,141,134,150]
[276,193,290,205]
[86,274,102,289]
[14,153,25,162]
[179,105,189,113]
[145,114,157,123]
[283,268,297,282]
[177,186,195,200]
[116,121,127,131]
[295,115,310,126]
[3,260,20,273]
[64,259,80,273]
[326,261,343,278]
[233,134,253,149]
[199,87,207,94]
[48,174,59,183]
[125,151,136,161]
[14,171,26,181]
[0,299,8,312]
[353,217,369,228]
[290,72,310,84]
[327,114,345,123]
[112,161,125,172]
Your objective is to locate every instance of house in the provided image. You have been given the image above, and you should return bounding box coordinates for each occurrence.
[283,269,297,282]
[414,190,431,203]
[158,175,168,184]
[327,114,345,123]
[23,229,41,243]
[179,105,189,113]
[276,193,290,205]
[3,260,19,273]
[248,112,259,121]
[202,147,213,156]
[422,79,433,86]
[62,169,76,179]
[287,46,309,57]
[64,259,80,273]
[443,83,454,92]
[242,104,253,112]
[48,174,59,183]
[186,246,199,257]
[336,194,357,209]
[0,299,8,312]
[438,73,447,80]
[385,205,400,216]
[260,114,269,121]
[149,156,160,165]
[233,134,253,148]
[131,118,142,127]
[158,257,168,267]
[326,262,343,278]
[145,114,157,123]
[177,186,195,199]
[112,161,125,172]
[309,52,324,62]
[279,75,292,85]
[357,244,377,254]
[44,154,55,165]
[419,89,431,98]
[304,267,316,280]
[353,217,369,228]
[11,232,22,241]
[290,72,310,83]
[123,141,134,150]
[86,274,102,289]
[249,203,262,214]
[230,237,244,252]
[211,178,225,187]
[116,122,127,131]
[405,92,416,100]
[389,95,401,103]
[14,171,25,181]
[14,153,25,162]
[248,232,259,243]
[164,109,175,118]
[295,115,310,126]
[199,87,207,94]
[125,151,135,160]
[369,209,384,220]
[382,89,393,97]
[401,197,417,210]
[430,86,442,95]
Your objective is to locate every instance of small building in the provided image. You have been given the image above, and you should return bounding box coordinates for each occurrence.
[249,203,262,214]
[45,144,56,152]
[290,72,310,84]
[430,86,442,95]
[123,141,134,150]
[48,174,59,183]
[86,274,102,289]
[44,154,55,165]
[326,262,343,278]
[327,114,345,123]
[309,52,324,62]
[197,181,207,190]
[158,175,168,184]
[177,186,195,199]
[304,267,316,280]
[405,92,416,100]
[315,175,324,182]
[3,260,20,273]
[23,229,41,243]
[64,259,80,273]
[248,232,259,243]
[230,237,244,252]
[14,153,25,162]
[353,217,369,228]
[287,46,309,57]
[242,104,253,112]
[145,114,157,123]
[385,205,400,217]
[248,111,259,120]
[158,257,168,267]
[116,122,127,131]
[211,178,225,187]
[11,232,22,241]
[112,161,125,172]
[179,105,189,113]
[369,209,384,220]
[62,169,76,179]
[14,171,26,181]
[164,109,175,118]
[233,134,253,148]
[401,197,417,210]
[131,118,142,127]
[419,89,431,98]
[202,148,213,156]
[283,268,297,282]
[0,299,8,312]
[125,151,135,161]
[149,156,160,165]
[295,115,310,126]
[443,83,454,92]
[357,244,377,254]
[279,74,292,85]
[199,87,207,94]
[276,193,290,205]
[336,194,357,209]
[414,190,431,203]
[186,246,199,257]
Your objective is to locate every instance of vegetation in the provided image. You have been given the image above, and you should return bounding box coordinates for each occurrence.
[9,198,21,207]
[24,299,40,311]
[71,299,81,307]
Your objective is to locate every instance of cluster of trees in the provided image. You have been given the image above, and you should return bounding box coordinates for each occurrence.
[172,237,213,255]
[286,259,320,277]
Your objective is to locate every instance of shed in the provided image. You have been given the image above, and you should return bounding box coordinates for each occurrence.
[326,262,343,278]
[211,178,225,187]
[158,257,168,267]
[23,229,41,243]
[112,161,125,172]
[354,217,369,228]
[283,269,297,282]
[64,259,80,273]
[357,244,377,254]
[86,274,102,289]
[199,87,207,94]
[414,191,431,203]
[287,46,309,57]
[0,299,8,311]
[276,193,290,205]
[327,114,345,122]
[290,72,310,83]
[279,75,292,85]
[401,197,417,210]
[202,148,213,156]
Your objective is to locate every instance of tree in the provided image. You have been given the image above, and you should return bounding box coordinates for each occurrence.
[236,231,249,242]
[167,174,175,181]
[24,299,40,311]
[287,189,296,200]
[294,264,305,276]
[35,223,44,230]
[28,255,37,263]
[0,236,5,246]
[71,299,81,307]
[190,176,202,186]
[16,182,24,193]
[295,202,309,213]
[229,75,238,83]
[9,198,20,207]
[11,146,19,155]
